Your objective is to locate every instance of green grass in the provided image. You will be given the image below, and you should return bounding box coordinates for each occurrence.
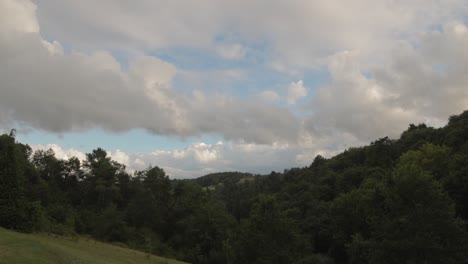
[0,228,187,264]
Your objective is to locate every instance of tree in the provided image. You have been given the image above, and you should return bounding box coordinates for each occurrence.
[348,149,468,263]
[82,148,126,209]
[226,195,305,264]
[0,132,38,231]
[126,166,171,236]
[31,149,66,205]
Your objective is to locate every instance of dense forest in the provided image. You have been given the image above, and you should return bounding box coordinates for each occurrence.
[2,111,468,263]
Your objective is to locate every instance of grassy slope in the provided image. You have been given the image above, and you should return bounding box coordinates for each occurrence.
[0,228,187,264]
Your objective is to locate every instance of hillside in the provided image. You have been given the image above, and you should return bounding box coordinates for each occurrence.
[1,111,468,263]
[0,227,186,264]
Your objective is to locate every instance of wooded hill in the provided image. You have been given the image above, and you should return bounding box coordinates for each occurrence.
[1,111,468,263]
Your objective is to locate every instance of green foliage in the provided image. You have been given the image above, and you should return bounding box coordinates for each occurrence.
[226,195,306,264]
[360,152,467,263]
[0,133,38,232]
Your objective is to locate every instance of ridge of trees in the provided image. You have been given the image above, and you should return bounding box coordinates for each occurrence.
[1,111,468,263]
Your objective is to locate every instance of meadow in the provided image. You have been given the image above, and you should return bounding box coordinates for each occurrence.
[0,228,187,264]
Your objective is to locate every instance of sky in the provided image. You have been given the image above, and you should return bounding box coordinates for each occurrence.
[1,0,468,178]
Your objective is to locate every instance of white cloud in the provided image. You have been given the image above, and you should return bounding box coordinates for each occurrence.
[108,149,130,166]
[1,0,39,34]
[133,158,145,168]
[28,138,344,179]
[31,144,86,161]
[216,44,247,60]
[145,140,301,178]
[287,80,307,104]
[41,40,63,55]
[258,90,280,102]
[307,50,421,142]
[192,143,219,163]
[30,144,149,172]
[307,22,468,142]
[140,136,366,178]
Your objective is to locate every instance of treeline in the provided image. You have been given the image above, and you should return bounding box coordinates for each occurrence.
[1,111,468,263]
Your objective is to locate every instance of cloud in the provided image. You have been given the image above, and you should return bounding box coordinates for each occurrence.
[306,51,420,142]
[216,44,247,60]
[4,0,468,178]
[258,90,280,102]
[28,140,306,179]
[108,149,130,166]
[33,0,468,69]
[130,56,177,90]
[307,22,468,142]
[153,142,220,164]
[145,140,301,178]
[1,0,39,34]
[176,69,246,93]
[138,134,362,178]
[30,144,86,161]
[0,0,300,144]
[28,137,349,179]
[30,144,146,172]
[287,80,307,104]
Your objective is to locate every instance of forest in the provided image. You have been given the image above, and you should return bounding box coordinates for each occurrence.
[1,111,468,264]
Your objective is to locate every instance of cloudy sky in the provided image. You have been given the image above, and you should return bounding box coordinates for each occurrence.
[1,0,468,178]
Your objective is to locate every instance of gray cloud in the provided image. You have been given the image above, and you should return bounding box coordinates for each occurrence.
[34,0,467,69]
[0,0,300,144]
[307,22,468,142]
